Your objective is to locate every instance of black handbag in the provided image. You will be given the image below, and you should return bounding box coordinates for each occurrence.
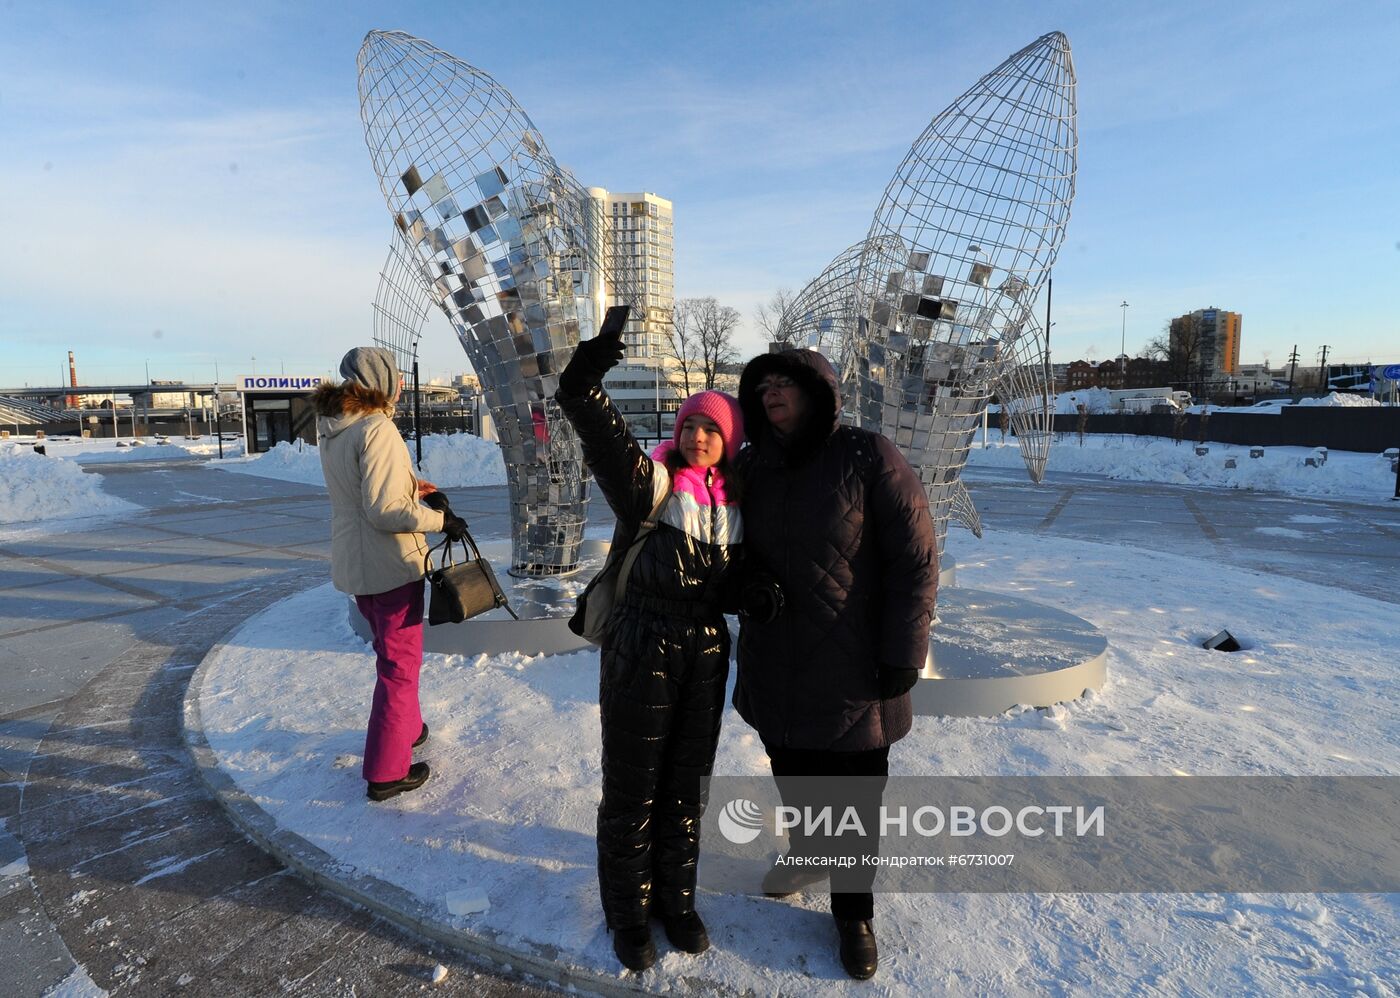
[423,528,518,625]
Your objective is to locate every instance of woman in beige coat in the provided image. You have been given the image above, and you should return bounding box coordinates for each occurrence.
[314,347,466,801]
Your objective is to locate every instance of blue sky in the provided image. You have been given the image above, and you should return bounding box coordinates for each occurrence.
[2,0,1397,387]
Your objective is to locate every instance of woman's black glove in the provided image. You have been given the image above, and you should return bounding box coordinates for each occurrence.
[558,329,626,395]
[421,491,452,513]
[877,665,920,699]
[442,512,469,542]
[738,577,785,624]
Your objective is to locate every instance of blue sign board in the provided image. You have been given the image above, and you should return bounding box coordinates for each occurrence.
[1381,365,1400,381]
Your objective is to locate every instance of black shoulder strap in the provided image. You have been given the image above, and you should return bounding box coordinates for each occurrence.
[615,482,671,604]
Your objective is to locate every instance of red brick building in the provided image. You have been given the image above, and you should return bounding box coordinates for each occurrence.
[1059,358,1171,392]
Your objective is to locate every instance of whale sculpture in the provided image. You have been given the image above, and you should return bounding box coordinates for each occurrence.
[357,30,638,576]
[846,31,1076,552]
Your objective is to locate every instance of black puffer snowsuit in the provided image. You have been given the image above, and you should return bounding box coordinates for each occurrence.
[734,349,939,751]
[555,382,739,930]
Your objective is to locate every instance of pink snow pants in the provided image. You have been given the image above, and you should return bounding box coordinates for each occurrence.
[355,579,425,783]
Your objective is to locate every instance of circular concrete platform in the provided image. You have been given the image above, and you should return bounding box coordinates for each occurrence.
[913,587,1108,717]
[349,543,1105,717]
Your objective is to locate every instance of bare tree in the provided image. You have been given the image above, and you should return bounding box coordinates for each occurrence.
[691,297,741,390]
[1145,318,1205,390]
[753,287,797,346]
[663,297,742,392]
[663,300,698,397]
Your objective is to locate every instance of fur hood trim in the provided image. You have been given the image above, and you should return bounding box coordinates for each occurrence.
[312,380,394,418]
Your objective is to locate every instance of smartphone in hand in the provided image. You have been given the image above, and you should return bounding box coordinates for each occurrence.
[598,304,630,340]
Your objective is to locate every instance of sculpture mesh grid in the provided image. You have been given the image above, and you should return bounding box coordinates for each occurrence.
[850,31,1077,553]
[994,309,1053,483]
[357,31,640,576]
[371,229,432,374]
[778,235,904,403]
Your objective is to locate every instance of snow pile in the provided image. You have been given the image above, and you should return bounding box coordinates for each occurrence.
[1296,392,1380,408]
[415,432,507,487]
[0,442,140,525]
[968,437,1395,500]
[211,439,325,486]
[198,529,1400,994]
[1190,393,1384,414]
[1053,387,1114,414]
[212,433,506,489]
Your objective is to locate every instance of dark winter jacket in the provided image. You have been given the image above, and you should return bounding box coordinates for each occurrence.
[556,383,740,617]
[555,379,740,926]
[733,349,938,751]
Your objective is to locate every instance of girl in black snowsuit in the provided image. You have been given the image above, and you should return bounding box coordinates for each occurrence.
[555,329,745,972]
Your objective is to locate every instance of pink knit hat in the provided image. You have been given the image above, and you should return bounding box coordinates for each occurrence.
[672,390,744,462]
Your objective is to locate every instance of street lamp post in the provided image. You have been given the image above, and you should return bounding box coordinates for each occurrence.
[214,360,223,459]
[413,359,422,466]
[1119,300,1129,372]
[408,329,423,467]
[967,243,991,282]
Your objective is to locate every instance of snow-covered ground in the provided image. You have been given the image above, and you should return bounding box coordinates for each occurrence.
[18,433,246,464]
[196,528,1399,995]
[210,432,506,489]
[969,437,1396,502]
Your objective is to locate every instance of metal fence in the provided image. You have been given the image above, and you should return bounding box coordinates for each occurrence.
[1048,406,1400,453]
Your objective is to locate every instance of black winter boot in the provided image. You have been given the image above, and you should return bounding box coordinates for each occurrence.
[366,762,430,802]
[835,917,878,980]
[611,925,656,972]
[413,723,428,748]
[658,910,710,954]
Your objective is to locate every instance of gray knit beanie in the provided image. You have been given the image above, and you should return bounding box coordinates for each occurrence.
[338,347,399,397]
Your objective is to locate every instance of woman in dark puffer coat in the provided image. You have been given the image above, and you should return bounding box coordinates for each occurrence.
[555,327,745,973]
[733,347,938,981]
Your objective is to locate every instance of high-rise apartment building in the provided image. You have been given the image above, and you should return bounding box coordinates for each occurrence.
[1169,307,1241,383]
[586,188,675,362]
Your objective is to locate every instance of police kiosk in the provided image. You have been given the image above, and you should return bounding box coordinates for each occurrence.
[237,375,322,454]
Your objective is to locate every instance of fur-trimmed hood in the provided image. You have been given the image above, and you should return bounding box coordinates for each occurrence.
[313,381,395,438]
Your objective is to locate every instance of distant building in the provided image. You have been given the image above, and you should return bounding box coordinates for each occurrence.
[1170,307,1241,383]
[1061,357,1170,391]
[149,380,194,409]
[602,363,682,440]
[1063,360,1099,390]
[1234,363,1275,395]
[586,188,675,365]
[1324,364,1379,394]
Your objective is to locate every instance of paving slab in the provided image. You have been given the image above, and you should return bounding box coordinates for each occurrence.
[0,578,160,637]
[0,556,72,593]
[0,879,84,998]
[2,464,558,995]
